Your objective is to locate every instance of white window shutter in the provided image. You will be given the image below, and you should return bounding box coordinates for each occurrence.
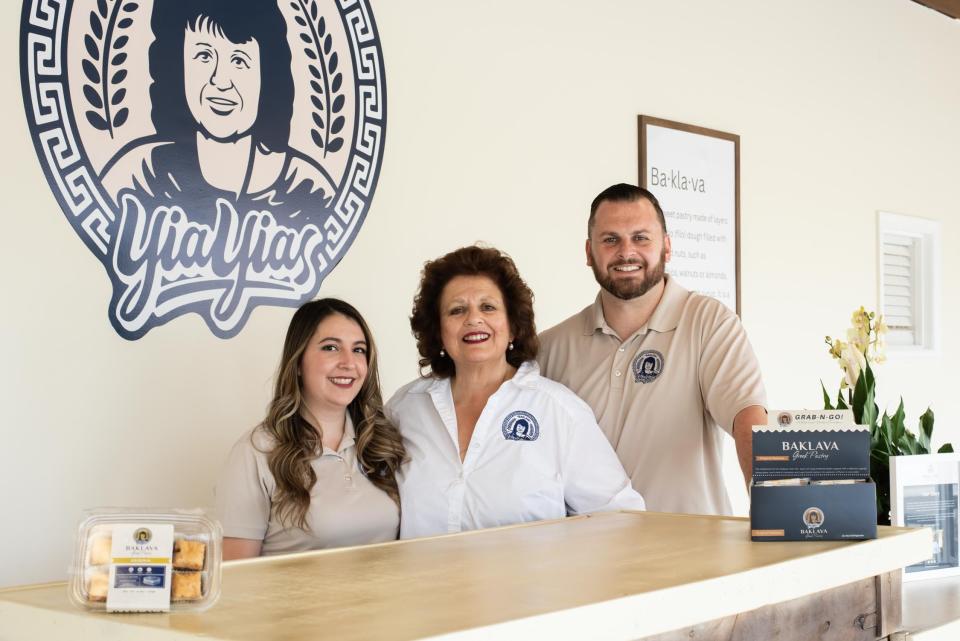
[881,233,917,346]
[877,212,940,353]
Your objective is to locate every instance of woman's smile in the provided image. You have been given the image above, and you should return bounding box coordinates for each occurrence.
[184,21,261,140]
[439,275,513,367]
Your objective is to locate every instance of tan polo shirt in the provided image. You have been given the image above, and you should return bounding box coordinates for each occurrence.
[215,415,400,555]
[538,276,766,515]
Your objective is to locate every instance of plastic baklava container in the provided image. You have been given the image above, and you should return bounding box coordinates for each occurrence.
[68,508,222,613]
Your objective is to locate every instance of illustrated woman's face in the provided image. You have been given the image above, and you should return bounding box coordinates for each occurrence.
[184,20,261,140]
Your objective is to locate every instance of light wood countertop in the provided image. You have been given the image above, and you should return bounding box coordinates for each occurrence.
[0,511,932,640]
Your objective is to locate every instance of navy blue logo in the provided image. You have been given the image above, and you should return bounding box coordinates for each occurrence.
[502,411,540,442]
[20,0,386,339]
[632,350,664,384]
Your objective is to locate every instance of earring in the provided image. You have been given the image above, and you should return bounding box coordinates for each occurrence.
[440,349,446,357]
[508,341,514,351]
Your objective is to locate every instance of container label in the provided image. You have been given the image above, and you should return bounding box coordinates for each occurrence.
[106,524,173,612]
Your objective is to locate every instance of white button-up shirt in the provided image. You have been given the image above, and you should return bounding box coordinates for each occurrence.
[386,361,645,539]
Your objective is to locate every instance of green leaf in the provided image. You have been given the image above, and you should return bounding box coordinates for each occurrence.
[871,450,890,469]
[898,430,920,456]
[891,399,906,446]
[821,381,834,410]
[864,360,876,392]
[852,371,866,424]
[918,407,934,453]
[878,414,894,454]
[938,444,955,454]
[851,361,879,427]
[837,390,849,410]
[862,363,879,428]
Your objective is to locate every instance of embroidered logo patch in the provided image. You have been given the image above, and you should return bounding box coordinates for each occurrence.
[632,350,664,384]
[502,411,539,442]
[20,0,387,339]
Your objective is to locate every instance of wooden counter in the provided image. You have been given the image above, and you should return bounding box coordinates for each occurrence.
[0,511,932,641]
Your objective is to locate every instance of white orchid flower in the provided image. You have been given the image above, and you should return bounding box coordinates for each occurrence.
[847,327,869,353]
[839,342,866,389]
[874,314,888,338]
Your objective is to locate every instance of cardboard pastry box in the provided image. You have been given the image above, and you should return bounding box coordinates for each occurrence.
[750,410,877,542]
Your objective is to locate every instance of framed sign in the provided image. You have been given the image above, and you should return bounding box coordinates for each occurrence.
[639,116,740,315]
[891,453,960,580]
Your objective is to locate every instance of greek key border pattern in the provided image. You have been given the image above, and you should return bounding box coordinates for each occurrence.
[24,0,114,258]
[331,0,385,262]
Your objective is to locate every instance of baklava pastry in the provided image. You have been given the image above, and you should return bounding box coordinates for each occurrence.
[171,572,202,601]
[172,539,206,571]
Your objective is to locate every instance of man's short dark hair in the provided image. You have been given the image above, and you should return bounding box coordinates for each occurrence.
[588,184,667,237]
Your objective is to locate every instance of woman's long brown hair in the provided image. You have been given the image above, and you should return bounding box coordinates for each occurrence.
[258,298,405,530]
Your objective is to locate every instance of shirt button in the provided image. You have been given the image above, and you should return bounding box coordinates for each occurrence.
[618,347,625,352]
[615,371,622,377]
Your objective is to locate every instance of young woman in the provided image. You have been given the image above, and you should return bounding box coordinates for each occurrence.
[216,298,405,559]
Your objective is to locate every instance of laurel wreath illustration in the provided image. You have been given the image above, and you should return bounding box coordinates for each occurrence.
[291,0,346,156]
[82,0,135,137]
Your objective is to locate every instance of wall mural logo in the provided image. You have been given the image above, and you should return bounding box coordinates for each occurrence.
[20,0,386,339]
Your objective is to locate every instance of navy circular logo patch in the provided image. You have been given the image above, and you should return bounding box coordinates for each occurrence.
[20,0,386,339]
[632,350,664,384]
[502,411,539,442]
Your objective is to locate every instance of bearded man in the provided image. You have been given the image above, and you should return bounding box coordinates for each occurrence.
[538,184,767,515]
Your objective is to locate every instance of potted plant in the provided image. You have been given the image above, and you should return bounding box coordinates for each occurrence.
[821,307,953,525]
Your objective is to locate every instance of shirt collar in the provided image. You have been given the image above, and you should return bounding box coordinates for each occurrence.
[426,360,540,392]
[584,275,688,336]
[509,360,540,388]
[584,294,609,336]
[339,413,356,452]
[320,412,356,456]
[646,275,687,332]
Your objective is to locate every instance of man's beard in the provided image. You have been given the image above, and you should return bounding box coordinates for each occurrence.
[591,247,667,300]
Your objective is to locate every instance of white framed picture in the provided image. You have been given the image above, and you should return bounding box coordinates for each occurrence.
[891,453,960,580]
[638,115,740,315]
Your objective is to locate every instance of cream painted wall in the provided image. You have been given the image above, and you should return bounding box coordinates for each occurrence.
[2,0,958,587]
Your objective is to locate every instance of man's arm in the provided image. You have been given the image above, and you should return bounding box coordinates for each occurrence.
[733,405,767,487]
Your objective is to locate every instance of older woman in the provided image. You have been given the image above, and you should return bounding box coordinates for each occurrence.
[387,246,644,539]
[216,298,405,558]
